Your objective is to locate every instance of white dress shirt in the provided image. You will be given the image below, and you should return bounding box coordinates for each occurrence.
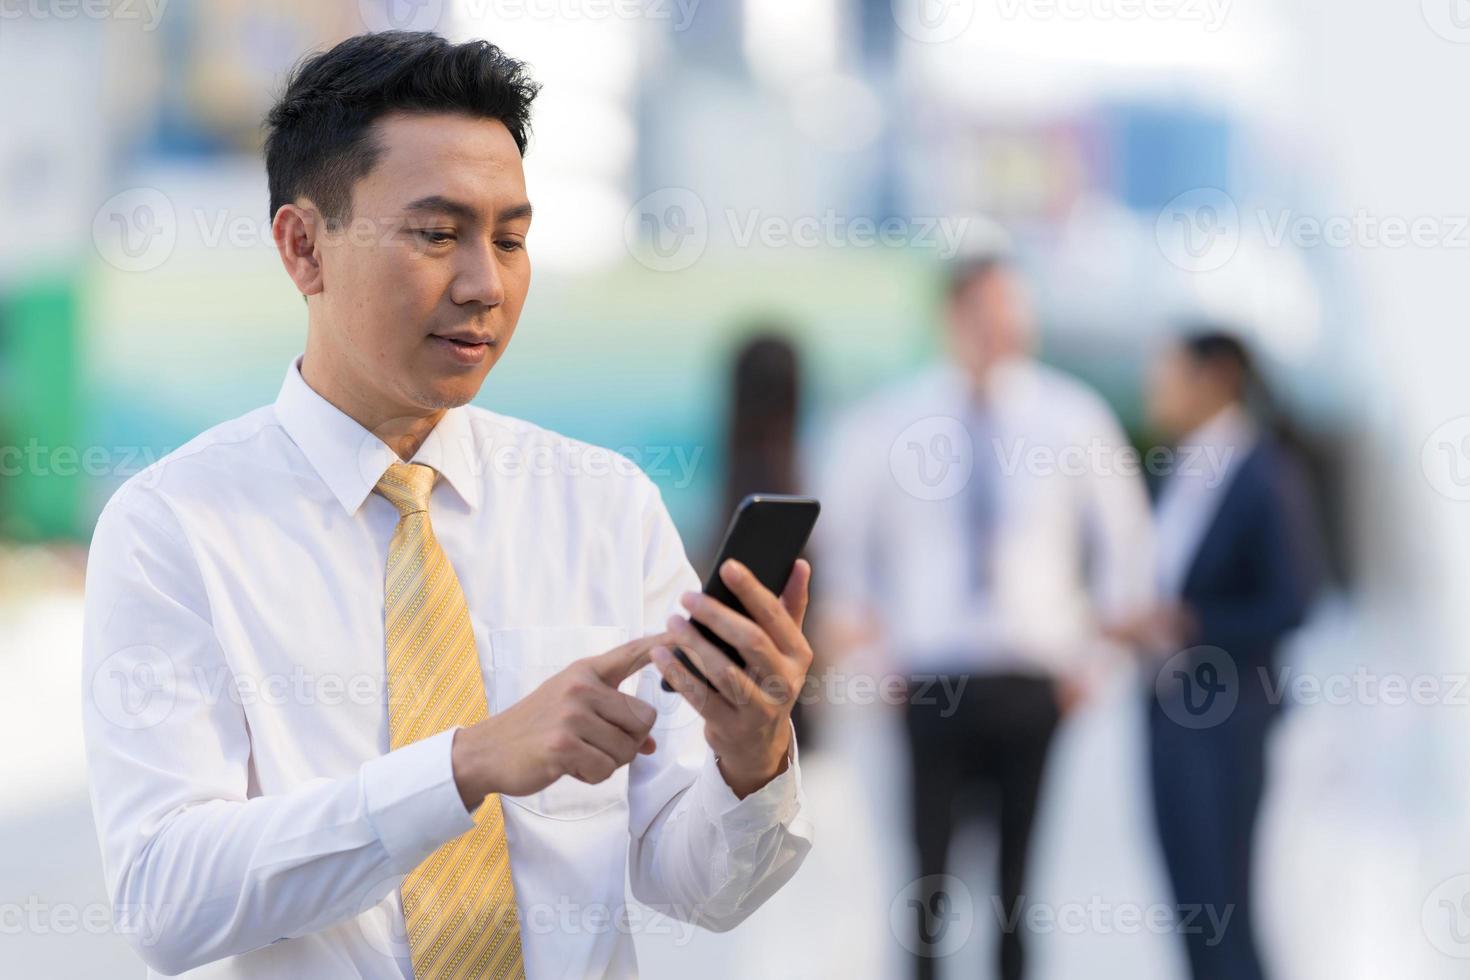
[814,358,1154,676]
[81,356,811,979]
[1152,404,1256,598]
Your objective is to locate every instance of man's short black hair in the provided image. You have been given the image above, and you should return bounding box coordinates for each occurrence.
[946,254,1009,300]
[263,31,539,227]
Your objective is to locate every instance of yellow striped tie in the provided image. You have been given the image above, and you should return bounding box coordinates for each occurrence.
[375,462,525,980]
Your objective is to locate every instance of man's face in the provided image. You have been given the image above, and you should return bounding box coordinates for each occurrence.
[946,266,1033,382]
[310,111,532,417]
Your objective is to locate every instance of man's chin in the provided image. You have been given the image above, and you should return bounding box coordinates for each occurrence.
[410,371,489,411]
[413,386,478,412]
[397,345,499,410]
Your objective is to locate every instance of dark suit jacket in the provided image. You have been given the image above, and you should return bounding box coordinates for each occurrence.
[1160,435,1323,696]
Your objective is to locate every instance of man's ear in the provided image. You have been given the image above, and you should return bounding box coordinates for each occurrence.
[272,201,325,298]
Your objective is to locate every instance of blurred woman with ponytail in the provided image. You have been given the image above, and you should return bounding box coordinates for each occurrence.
[713,330,817,749]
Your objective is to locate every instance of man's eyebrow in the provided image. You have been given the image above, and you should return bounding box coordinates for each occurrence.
[401,195,533,224]
[402,195,479,221]
[497,201,533,223]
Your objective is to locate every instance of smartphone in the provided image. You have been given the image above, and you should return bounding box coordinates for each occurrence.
[660,494,821,693]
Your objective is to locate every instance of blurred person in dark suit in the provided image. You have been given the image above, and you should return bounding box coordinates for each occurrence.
[815,253,1154,980]
[1113,330,1323,980]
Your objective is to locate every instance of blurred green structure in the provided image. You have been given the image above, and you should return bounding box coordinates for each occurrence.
[1,278,82,540]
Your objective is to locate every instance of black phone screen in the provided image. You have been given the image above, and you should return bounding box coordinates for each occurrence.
[662,494,820,693]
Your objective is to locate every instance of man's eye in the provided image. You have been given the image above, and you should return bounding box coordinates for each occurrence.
[416,230,455,245]
[497,239,525,252]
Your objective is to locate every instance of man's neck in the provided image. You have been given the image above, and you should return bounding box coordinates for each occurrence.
[298,352,444,462]
[961,353,1026,400]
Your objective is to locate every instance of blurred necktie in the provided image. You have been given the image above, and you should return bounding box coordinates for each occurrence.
[376,462,525,980]
[964,398,997,598]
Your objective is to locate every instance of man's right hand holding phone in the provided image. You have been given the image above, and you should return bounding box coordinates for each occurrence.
[449,632,674,811]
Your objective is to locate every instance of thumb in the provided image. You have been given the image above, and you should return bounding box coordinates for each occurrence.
[780,559,812,630]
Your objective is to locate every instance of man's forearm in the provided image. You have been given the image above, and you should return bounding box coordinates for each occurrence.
[627,721,810,931]
[98,730,473,975]
[715,721,793,799]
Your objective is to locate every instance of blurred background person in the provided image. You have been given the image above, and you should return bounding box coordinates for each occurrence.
[1113,329,1324,980]
[714,331,804,536]
[814,250,1155,980]
[710,328,818,749]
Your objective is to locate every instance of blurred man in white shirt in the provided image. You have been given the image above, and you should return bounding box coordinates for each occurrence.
[815,253,1153,980]
[81,31,812,980]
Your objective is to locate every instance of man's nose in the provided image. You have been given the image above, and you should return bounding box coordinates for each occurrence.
[450,238,506,308]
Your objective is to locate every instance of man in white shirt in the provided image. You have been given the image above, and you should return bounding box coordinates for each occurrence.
[81,31,812,979]
[814,254,1153,980]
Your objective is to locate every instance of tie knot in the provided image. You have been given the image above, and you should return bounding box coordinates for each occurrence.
[375,462,437,516]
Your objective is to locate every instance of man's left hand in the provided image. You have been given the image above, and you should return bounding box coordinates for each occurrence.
[650,558,812,799]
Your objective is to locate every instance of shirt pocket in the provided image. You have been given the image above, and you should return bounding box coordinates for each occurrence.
[486,624,635,820]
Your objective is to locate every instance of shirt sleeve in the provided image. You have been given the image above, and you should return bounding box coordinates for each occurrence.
[1076,393,1157,625]
[81,481,478,975]
[623,475,814,931]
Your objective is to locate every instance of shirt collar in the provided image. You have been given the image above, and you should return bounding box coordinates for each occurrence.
[273,355,482,515]
[1178,403,1256,459]
[940,354,1036,399]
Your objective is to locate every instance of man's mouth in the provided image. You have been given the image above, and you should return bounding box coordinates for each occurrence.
[430,331,495,348]
[428,331,496,364]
